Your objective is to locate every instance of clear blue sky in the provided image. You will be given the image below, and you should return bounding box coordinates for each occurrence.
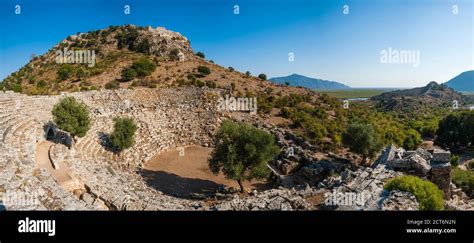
[0,0,472,87]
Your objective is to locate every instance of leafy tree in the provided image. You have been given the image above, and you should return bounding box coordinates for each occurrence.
[436,111,474,149]
[258,74,267,80]
[228,67,235,72]
[208,120,280,192]
[197,66,211,75]
[342,122,383,164]
[110,117,137,152]
[52,97,91,142]
[245,71,251,77]
[403,129,422,150]
[385,175,444,210]
[196,51,205,58]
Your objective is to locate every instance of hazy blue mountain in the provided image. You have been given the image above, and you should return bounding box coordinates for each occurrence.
[445,70,474,92]
[269,73,350,90]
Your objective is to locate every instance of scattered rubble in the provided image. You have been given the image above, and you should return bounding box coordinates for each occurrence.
[381,190,419,211]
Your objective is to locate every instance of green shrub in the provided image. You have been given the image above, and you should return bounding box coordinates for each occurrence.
[36,80,47,88]
[305,121,327,142]
[205,80,217,88]
[384,175,444,210]
[452,168,474,198]
[195,80,205,87]
[11,83,22,93]
[468,161,474,171]
[131,58,156,77]
[196,52,205,58]
[176,79,186,86]
[197,66,211,75]
[121,68,137,81]
[280,107,291,118]
[57,64,75,81]
[28,76,36,84]
[450,155,460,167]
[105,81,119,89]
[110,117,137,152]
[258,74,267,80]
[403,129,422,150]
[187,74,195,81]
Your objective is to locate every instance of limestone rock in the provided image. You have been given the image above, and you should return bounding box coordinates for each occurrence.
[381,190,419,211]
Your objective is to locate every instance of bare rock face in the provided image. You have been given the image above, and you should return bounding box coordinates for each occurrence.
[210,187,316,211]
[318,164,403,210]
[381,190,419,211]
[446,184,474,210]
[137,26,194,61]
[430,162,452,198]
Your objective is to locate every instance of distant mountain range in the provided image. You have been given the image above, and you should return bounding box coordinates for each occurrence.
[270,74,350,90]
[445,70,474,92]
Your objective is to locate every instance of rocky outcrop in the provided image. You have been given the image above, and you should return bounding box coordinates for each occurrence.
[317,164,403,210]
[210,186,316,211]
[371,81,464,112]
[381,190,419,211]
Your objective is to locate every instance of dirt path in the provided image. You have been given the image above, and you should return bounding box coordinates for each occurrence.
[142,145,267,198]
[35,141,78,190]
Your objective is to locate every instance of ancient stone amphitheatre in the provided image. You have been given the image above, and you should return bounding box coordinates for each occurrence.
[0,25,473,211]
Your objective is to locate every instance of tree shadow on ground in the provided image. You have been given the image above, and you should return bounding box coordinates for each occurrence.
[97,131,118,154]
[139,168,274,199]
[43,122,72,149]
[138,168,224,199]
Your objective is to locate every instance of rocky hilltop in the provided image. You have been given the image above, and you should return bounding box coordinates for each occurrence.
[0,25,311,98]
[371,81,464,112]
